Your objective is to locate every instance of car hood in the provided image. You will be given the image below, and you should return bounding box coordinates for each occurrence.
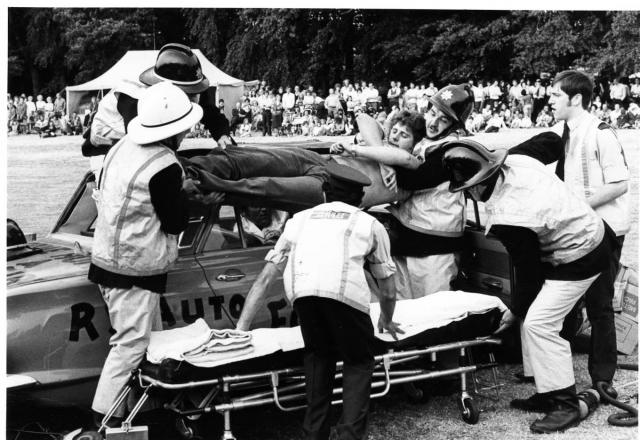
[7,233,93,288]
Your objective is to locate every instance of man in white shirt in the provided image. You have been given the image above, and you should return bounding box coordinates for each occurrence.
[282,86,296,111]
[471,80,484,111]
[609,78,628,108]
[549,69,629,399]
[237,162,401,440]
[325,88,341,118]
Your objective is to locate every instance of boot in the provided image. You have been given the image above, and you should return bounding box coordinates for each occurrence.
[510,393,554,412]
[529,396,581,434]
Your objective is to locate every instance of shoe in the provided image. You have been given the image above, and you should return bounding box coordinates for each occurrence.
[594,381,618,402]
[529,402,581,434]
[514,371,535,383]
[510,393,554,412]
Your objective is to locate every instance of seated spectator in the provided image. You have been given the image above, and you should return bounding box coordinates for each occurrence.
[485,110,506,132]
[300,120,310,136]
[509,111,524,128]
[41,119,58,138]
[331,116,346,135]
[344,113,356,136]
[481,104,492,121]
[311,118,325,137]
[609,103,622,127]
[239,118,252,137]
[52,115,63,134]
[616,107,633,129]
[70,112,83,135]
[535,105,554,127]
[34,114,48,135]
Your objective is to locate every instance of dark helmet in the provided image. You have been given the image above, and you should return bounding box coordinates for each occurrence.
[428,84,474,127]
[441,139,507,192]
[139,43,210,94]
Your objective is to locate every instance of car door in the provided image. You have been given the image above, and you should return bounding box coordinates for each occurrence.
[164,204,294,331]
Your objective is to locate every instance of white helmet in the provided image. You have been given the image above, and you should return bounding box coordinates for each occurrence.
[128,81,203,145]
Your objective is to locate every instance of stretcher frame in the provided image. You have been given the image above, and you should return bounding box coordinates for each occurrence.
[99,337,503,440]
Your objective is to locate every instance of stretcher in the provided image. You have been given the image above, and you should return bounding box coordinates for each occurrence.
[98,291,507,440]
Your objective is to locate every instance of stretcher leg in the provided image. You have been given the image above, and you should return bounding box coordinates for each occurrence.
[221,383,237,440]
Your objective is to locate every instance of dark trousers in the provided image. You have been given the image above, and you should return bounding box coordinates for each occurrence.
[294,297,375,440]
[262,109,272,135]
[180,146,328,210]
[585,229,623,384]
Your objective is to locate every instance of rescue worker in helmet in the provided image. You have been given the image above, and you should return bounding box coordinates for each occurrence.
[330,84,474,298]
[439,137,617,434]
[82,43,233,177]
[85,82,222,434]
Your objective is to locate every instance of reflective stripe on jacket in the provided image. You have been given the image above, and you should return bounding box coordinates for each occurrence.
[266,202,396,314]
[91,137,181,276]
[485,155,604,266]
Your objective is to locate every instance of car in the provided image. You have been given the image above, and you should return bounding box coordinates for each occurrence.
[6,145,515,410]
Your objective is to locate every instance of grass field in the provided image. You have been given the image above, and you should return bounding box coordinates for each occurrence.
[5,129,639,439]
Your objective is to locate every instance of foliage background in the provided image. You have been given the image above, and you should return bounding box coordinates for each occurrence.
[7,8,640,97]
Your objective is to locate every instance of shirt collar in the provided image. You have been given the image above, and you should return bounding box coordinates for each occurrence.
[567,109,590,132]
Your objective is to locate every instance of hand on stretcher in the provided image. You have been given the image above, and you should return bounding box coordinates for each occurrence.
[494,309,517,334]
[378,313,404,341]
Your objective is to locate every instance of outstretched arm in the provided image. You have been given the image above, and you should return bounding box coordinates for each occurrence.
[331,143,421,169]
[236,261,285,331]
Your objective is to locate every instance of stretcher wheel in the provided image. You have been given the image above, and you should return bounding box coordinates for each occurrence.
[403,382,431,403]
[458,397,480,424]
[175,417,199,439]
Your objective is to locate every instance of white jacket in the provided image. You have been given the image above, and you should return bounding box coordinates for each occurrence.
[485,155,604,266]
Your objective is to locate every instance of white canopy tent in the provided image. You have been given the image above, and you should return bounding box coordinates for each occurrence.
[65,49,257,120]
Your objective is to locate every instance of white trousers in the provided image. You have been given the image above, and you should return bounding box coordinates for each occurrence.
[394,253,459,300]
[92,285,162,416]
[521,274,600,393]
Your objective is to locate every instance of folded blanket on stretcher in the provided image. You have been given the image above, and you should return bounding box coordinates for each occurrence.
[147,291,507,368]
[147,321,257,367]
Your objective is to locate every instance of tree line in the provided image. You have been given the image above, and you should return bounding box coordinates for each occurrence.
[8,8,640,97]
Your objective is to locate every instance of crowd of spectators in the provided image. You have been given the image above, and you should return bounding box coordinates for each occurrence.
[8,75,640,138]
[219,75,640,138]
[6,92,97,137]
